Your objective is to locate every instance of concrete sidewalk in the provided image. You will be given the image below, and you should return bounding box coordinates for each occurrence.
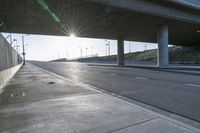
[0,63,199,133]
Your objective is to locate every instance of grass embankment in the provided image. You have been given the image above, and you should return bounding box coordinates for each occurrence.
[97,46,200,63]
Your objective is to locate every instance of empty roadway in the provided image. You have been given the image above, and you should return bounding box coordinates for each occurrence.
[30,61,200,123]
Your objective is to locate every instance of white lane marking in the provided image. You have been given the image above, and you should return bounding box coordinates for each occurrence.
[184,83,200,87]
[135,77,148,80]
[109,73,118,76]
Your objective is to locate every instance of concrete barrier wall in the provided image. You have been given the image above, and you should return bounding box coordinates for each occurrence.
[0,33,23,93]
[0,33,22,71]
[0,63,22,93]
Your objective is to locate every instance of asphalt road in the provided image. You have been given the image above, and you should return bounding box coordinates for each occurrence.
[30,61,200,122]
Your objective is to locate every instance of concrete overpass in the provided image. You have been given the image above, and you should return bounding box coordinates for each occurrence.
[0,0,200,66]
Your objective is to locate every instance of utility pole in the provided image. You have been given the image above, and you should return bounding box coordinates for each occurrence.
[22,36,25,65]
[105,44,107,56]
[66,51,68,61]
[80,48,82,59]
[144,43,147,63]
[144,43,147,51]
[22,34,29,65]
[79,46,83,61]
[105,40,111,63]
[91,47,93,56]
[108,43,110,57]
[105,40,110,56]
[129,41,131,63]
[86,47,88,57]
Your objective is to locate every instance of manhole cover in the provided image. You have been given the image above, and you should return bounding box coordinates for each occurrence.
[10,92,26,98]
[47,82,55,85]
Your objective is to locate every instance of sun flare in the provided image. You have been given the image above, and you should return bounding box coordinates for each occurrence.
[69,34,76,38]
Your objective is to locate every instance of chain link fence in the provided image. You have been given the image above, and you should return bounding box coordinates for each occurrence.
[0,34,22,71]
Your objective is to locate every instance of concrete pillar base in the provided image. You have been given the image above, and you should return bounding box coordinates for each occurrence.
[157,25,169,66]
[117,37,124,66]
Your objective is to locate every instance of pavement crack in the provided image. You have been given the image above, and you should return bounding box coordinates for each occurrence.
[109,117,160,133]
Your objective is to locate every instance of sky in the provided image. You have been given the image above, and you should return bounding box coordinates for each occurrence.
[1,33,158,61]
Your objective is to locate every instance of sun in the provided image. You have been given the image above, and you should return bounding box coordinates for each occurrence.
[69,34,76,38]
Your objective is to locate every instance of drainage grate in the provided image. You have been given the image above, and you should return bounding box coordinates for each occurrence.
[10,92,26,98]
[47,82,55,85]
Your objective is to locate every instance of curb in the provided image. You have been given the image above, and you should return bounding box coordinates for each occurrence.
[0,63,22,93]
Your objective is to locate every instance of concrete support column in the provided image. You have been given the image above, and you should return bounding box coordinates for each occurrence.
[157,25,169,66]
[117,37,124,65]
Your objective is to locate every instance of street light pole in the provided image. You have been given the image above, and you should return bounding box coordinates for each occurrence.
[105,44,107,56]
[81,48,82,59]
[78,46,83,61]
[105,40,110,56]
[108,42,110,57]
[86,47,88,57]
[129,41,131,63]
[22,36,25,65]
[105,40,111,63]
[22,34,29,65]
[91,47,93,55]
[144,43,147,63]
[66,50,68,61]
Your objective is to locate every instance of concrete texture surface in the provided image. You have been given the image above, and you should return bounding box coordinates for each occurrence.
[0,63,22,93]
[113,118,197,133]
[31,61,200,125]
[0,63,199,133]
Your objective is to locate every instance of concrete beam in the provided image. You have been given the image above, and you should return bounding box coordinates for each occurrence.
[117,37,124,66]
[168,0,200,10]
[157,25,169,66]
[88,0,200,24]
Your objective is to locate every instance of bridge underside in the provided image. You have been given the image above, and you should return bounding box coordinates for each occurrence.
[1,0,200,46]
